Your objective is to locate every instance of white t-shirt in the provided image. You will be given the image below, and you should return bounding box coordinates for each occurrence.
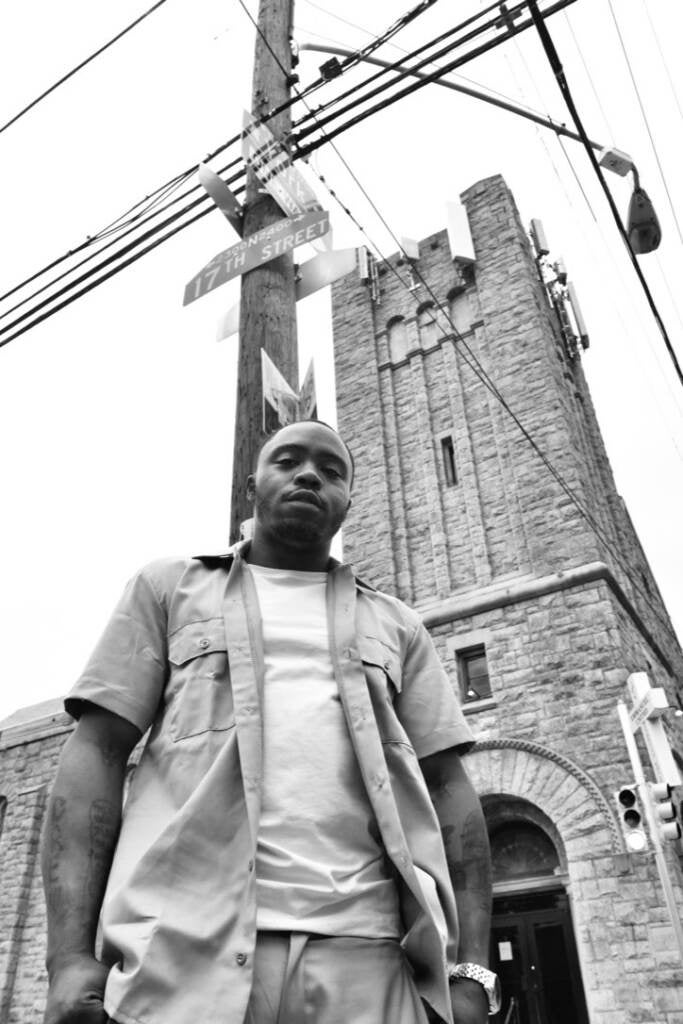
[248,563,401,938]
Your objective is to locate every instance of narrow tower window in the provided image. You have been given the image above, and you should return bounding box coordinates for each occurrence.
[458,646,491,703]
[387,316,408,363]
[440,435,457,486]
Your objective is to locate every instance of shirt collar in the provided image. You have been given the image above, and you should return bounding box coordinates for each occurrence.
[192,541,376,593]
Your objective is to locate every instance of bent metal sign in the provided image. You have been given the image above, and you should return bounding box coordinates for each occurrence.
[183,209,329,306]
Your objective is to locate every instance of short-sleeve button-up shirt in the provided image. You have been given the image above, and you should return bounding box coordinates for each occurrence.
[66,543,474,1024]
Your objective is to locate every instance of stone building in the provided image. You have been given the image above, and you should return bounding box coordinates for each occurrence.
[330,173,683,1023]
[1,173,682,1024]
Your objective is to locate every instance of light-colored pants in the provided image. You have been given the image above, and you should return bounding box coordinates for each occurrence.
[245,931,431,1024]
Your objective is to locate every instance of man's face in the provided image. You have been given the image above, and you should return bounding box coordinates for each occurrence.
[247,422,352,550]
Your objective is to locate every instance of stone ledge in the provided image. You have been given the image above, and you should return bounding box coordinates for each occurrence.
[419,561,672,675]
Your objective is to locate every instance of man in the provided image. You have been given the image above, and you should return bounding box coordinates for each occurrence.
[42,419,499,1024]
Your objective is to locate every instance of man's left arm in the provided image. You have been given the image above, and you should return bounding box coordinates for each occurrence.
[421,747,492,1024]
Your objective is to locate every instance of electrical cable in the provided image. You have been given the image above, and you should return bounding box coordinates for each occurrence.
[0,0,577,347]
[239,0,678,646]
[293,0,578,156]
[556,139,683,455]
[0,0,501,309]
[312,159,678,648]
[527,0,683,389]
[0,170,198,320]
[562,8,683,342]
[642,3,683,130]
[562,10,614,139]
[0,0,172,137]
[293,0,537,140]
[301,0,555,123]
[607,0,683,248]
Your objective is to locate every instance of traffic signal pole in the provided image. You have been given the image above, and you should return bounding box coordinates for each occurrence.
[230,0,298,543]
[616,701,683,964]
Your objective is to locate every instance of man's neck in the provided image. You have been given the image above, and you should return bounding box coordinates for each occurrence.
[246,536,331,573]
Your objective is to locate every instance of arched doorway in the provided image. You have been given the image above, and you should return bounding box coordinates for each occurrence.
[485,800,589,1024]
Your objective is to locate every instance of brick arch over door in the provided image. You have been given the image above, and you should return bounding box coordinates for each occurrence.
[464,738,622,856]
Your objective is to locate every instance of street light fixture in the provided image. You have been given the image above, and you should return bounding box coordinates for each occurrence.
[598,148,662,254]
[299,43,662,255]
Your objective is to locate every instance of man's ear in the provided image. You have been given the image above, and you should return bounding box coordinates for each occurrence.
[246,475,256,504]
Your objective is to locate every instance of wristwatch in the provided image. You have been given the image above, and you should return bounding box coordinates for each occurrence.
[449,963,502,1016]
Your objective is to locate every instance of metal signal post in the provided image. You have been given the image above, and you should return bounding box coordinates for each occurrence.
[616,698,683,963]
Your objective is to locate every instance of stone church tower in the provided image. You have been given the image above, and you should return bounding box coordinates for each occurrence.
[1,174,682,1024]
[331,174,683,1023]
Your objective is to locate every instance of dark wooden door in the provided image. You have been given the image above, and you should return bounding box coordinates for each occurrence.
[489,890,588,1024]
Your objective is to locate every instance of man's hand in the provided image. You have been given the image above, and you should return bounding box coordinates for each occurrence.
[450,978,490,1024]
[44,954,110,1024]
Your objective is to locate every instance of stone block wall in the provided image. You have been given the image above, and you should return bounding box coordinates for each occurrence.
[331,173,683,1024]
[0,713,72,1024]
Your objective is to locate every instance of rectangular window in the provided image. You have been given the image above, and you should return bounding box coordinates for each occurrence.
[458,646,492,703]
[441,435,457,486]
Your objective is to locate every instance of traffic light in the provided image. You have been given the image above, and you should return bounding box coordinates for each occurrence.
[615,786,648,852]
[648,783,682,842]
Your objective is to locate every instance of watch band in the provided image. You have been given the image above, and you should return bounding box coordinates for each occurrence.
[449,962,502,1016]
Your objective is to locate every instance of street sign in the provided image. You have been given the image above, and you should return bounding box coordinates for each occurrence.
[295,248,357,301]
[626,672,681,787]
[215,247,358,340]
[261,351,318,431]
[262,349,299,432]
[242,111,322,219]
[299,360,317,420]
[629,687,668,733]
[184,210,330,306]
[198,164,244,236]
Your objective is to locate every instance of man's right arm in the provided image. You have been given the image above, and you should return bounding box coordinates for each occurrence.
[41,704,141,1024]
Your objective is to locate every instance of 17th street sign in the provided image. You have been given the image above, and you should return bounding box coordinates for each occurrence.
[183,209,329,306]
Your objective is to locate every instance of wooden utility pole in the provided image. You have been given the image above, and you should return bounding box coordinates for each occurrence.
[229,0,298,543]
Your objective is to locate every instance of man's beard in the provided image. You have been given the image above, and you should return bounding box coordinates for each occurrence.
[255,494,325,548]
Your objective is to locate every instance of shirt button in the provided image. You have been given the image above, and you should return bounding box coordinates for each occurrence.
[199,638,210,649]
[235,952,247,966]
[248,859,254,871]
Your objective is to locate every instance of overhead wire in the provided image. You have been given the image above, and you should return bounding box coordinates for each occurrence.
[606,0,683,248]
[0,0,172,137]
[642,3,683,130]
[300,0,568,130]
[527,0,683,389]
[314,158,679,647]
[0,0,559,344]
[0,0,501,315]
[239,0,677,648]
[497,21,683,454]
[560,9,683,400]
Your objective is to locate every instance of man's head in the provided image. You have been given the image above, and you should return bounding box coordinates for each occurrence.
[246,420,353,566]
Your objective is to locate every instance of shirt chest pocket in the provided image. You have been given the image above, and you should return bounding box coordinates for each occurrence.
[358,635,412,747]
[167,620,235,741]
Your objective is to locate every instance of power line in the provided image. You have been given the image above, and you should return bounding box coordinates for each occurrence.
[527,0,683,389]
[642,3,683,131]
[0,0,578,348]
[313,157,678,651]
[0,0,172,137]
[239,0,678,648]
[1,0,491,312]
[607,0,683,248]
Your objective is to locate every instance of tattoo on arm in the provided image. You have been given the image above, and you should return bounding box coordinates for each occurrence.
[441,811,492,914]
[84,799,120,903]
[45,796,68,917]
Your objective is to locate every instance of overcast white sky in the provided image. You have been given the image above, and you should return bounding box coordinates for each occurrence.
[1,0,682,724]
